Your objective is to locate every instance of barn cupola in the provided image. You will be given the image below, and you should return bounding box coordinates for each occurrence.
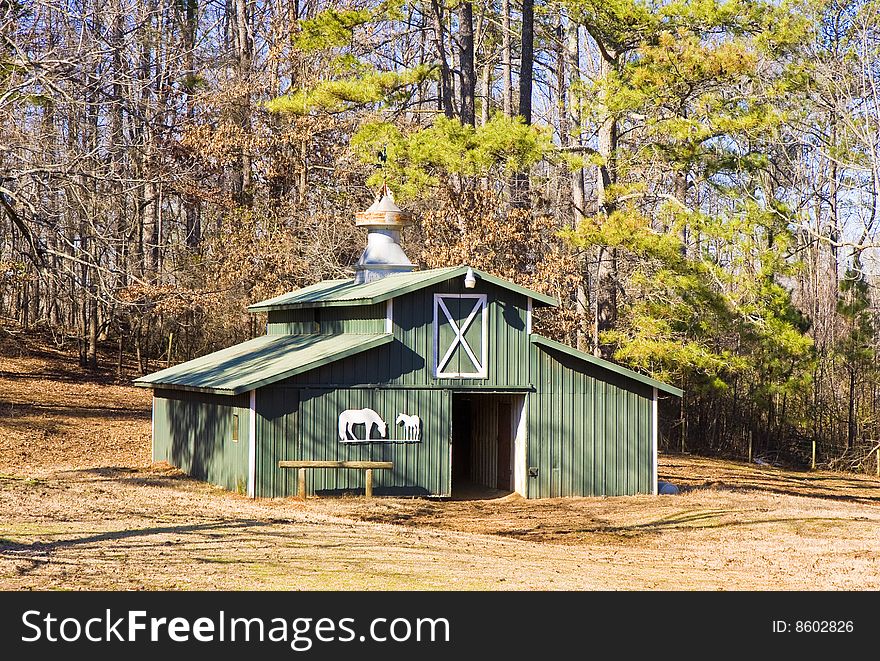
[353,185,414,284]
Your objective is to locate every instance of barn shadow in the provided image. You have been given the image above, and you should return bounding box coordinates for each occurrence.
[316,486,432,498]
[0,519,274,558]
[0,400,150,420]
[61,466,197,487]
[679,480,880,505]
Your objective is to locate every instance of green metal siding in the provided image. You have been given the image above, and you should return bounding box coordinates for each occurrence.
[278,280,530,389]
[267,304,386,335]
[152,388,250,493]
[530,334,682,396]
[253,386,299,498]
[255,386,450,497]
[400,280,529,387]
[528,344,653,498]
[265,309,317,335]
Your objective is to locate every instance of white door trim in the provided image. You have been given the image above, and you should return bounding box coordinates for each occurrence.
[514,394,528,497]
[652,387,658,496]
[150,397,156,462]
[248,389,257,498]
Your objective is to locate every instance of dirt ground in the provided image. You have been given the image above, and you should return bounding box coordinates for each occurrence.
[1,337,879,590]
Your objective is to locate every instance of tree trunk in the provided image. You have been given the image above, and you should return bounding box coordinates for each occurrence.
[561,18,590,350]
[481,57,491,125]
[564,18,585,218]
[184,0,201,246]
[518,0,534,123]
[511,0,534,206]
[88,288,98,370]
[234,0,253,205]
[458,2,476,126]
[501,0,512,116]
[847,366,856,451]
[675,169,688,254]
[593,51,619,358]
[430,0,455,118]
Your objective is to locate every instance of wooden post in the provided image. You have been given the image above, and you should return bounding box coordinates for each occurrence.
[298,468,306,501]
[681,417,686,454]
[811,440,816,471]
[365,468,373,498]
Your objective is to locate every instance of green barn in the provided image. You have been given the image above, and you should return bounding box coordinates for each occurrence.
[135,190,681,499]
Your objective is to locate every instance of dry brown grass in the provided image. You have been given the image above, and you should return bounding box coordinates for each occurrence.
[0,336,151,473]
[1,338,879,590]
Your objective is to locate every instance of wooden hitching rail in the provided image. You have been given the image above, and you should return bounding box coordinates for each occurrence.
[277,460,394,500]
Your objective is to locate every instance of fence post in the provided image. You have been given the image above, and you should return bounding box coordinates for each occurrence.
[166,332,174,368]
[365,469,373,498]
[811,440,816,471]
[681,415,687,454]
[298,468,306,501]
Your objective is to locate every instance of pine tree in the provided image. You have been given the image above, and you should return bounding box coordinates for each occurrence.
[836,254,875,451]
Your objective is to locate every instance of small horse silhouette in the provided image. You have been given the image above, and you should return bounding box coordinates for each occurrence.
[395,413,421,441]
[338,408,387,441]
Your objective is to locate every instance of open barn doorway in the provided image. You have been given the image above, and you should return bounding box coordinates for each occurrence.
[451,393,526,498]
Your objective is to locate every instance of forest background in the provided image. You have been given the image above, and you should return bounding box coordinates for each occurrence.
[2,0,879,471]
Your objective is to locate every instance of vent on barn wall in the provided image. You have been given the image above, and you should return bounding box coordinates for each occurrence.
[353,185,415,284]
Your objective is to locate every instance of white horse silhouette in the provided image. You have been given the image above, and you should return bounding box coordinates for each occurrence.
[395,413,421,441]
[338,408,387,441]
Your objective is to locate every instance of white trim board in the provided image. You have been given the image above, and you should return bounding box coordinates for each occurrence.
[652,387,658,496]
[385,298,393,334]
[248,389,257,498]
[150,397,156,462]
[514,395,528,497]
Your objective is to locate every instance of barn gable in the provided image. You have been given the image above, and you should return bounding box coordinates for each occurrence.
[272,273,535,389]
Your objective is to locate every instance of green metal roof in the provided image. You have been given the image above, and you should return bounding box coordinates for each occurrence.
[134,333,393,396]
[530,334,683,397]
[247,266,558,312]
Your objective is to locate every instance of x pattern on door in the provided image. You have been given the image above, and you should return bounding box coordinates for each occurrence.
[433,293,488,378]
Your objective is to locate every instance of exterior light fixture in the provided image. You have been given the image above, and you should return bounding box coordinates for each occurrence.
[464,267,476,289]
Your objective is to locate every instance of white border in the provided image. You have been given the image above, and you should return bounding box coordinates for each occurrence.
[652,387,658,495]
[248,389,256,498]
[433,293,488,378]
[526,297,533,334]
[385,298,393,334]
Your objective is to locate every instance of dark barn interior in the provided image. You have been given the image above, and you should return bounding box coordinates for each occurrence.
[452,393,523,496]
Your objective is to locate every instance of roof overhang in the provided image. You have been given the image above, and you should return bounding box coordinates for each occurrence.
[247,266,558,312]
[135,333,393,395]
